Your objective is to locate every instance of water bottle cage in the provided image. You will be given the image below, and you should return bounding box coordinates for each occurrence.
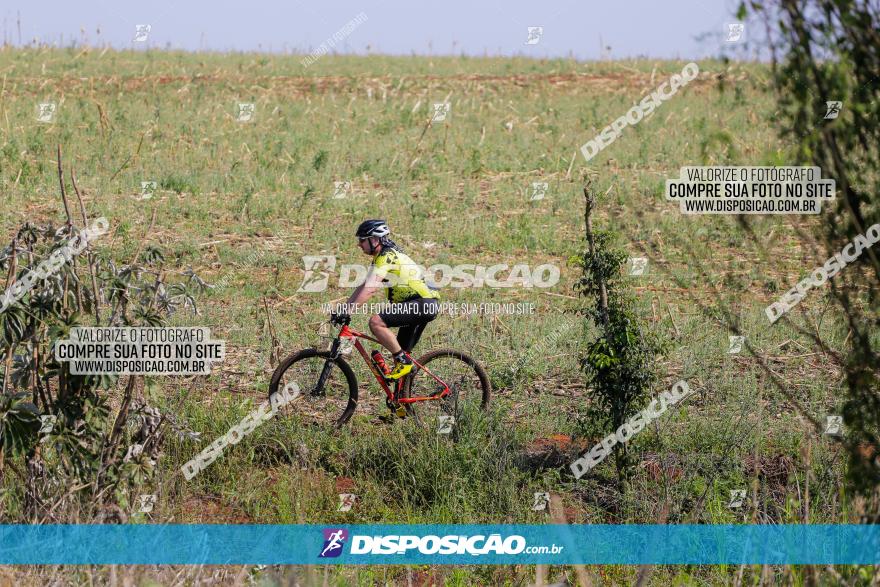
[371,360,387,378]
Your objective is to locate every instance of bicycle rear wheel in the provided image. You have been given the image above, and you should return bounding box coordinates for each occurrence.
[404,349,491,431]
[268,348,358,428]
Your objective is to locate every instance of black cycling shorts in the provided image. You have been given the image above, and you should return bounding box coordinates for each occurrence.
[378,297,439,352]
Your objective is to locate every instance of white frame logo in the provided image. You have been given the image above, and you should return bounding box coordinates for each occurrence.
[138,494,157,513]
[36,102,57,123]
[39,415,56,436]
[525,27,543,45]
[629,257,648,276]
[431,102,451,123]
[134,24,151,42]
[139,181,157,201]
[530,182,548,201]
[297,256,337,293]
[236,103,255,122]
[824,101,842,120]
[333,181,351,199]
[727,335,745,354]
[824,415,843,436]
[531,492,550,511]
[725,23,745,42]
[437,415,455,435]
[728,489,746,509]
[337,493,358,512]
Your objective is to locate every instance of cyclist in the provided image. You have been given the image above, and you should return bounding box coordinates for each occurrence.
[331,219,439,380]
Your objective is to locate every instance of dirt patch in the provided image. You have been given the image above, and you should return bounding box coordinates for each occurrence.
[517,434,592,471]
[180,494,253,523]
[743,453,795,490]
[334,476,356,494]
[411,568,444,586]
[639,452,685,482]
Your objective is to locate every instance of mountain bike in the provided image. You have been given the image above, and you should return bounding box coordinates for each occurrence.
[268,315,490,429]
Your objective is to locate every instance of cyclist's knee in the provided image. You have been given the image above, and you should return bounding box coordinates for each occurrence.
[369,314,386,332]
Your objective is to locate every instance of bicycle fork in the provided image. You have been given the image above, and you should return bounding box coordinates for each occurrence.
[312,339,342,397]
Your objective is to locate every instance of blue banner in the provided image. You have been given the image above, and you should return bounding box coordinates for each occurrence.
[0,524,878,565]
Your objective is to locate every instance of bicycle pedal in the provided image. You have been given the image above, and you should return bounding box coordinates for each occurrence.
[395,406,407,418]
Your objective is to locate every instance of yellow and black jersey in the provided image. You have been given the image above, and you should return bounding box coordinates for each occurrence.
[370,247,440,303]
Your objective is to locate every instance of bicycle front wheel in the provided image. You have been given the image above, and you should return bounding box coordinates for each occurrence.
[268,348,358,428]
[404,349,491,430]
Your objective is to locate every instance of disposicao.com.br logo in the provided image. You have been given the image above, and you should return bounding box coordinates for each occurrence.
[297,255,560,293]
[319,528,348,558]
[319,529,563,558]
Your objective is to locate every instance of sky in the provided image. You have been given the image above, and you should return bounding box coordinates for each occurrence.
[1,0,753,60]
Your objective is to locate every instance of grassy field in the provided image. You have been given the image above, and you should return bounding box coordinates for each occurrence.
[0,46,869,585]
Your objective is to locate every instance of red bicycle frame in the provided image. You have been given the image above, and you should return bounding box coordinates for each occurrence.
[337,324,449,404]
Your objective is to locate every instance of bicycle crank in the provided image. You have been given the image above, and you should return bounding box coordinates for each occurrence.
[385,399,407,418]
